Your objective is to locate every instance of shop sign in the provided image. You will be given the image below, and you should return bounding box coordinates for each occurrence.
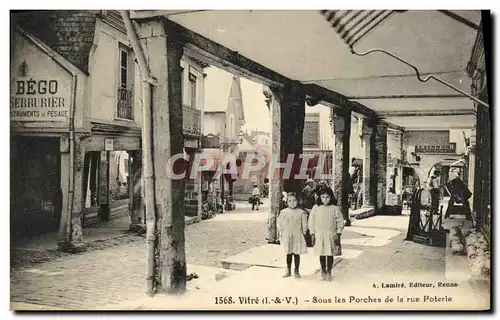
[415,143,456,154]
[105,138,114,151]
[10,77,71,122]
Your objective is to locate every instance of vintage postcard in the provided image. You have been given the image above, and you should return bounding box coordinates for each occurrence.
[9,8,491,311]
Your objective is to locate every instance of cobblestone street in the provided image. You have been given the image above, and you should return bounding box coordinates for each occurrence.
[11,206,487,311]
[10,205,271,309]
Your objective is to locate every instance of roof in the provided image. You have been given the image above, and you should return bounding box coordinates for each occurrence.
[228,76,245,121]
[11,10,98,74]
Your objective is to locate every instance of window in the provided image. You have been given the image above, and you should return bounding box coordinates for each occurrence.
[303,121,319,148]
[188,73,197,109]
[120,49,128,89]
[117,45,134,120]
[180,67,184,104]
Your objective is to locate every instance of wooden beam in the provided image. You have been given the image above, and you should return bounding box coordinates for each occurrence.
[163,19,291,88]
[137,15,380,120]
[303,83,376,118]
[129,10,175,20]
[349,94,465,99]
[134,16,380,120]
[377,109,475,117]
[130,10,210,20]
[351,101,377,118]
[379,120,404,132]
[303,83,349,109]
[390,125,475,131]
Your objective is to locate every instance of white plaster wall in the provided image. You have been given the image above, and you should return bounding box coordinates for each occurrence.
[10,29,86,130]
[203,113,226,136]
[89,24,139,125]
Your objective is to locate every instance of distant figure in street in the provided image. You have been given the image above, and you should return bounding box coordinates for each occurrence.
[308,187,344,281]
[251,184,260,211]
[427,170,441,215]
[277,192,308,278]
[301,179,317,210]
[348,158,358,195]
[413,175,421,189]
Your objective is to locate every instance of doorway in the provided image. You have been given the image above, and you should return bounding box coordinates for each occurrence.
[10,136,61,237]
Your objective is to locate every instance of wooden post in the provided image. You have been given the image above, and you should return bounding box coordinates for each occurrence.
[58,148,70,243]
[474,102,490,229]
[361,119,374,208]
[99,151,110,221]
[138,19,186,294]
[332,109,351,226]
[267,83,305,243]
[196,150,202,222]
[82,152,91,208]
[281,82,305,195]
[374,121,388,212]
[58,136,86,252]
[129,150,144,229]
[468,131,476,211]
[89,151,99,206]
[268,87,283,243]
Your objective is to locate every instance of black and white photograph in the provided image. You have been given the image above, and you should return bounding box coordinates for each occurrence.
[8,7,492,311]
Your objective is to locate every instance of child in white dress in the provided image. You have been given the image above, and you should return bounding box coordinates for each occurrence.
[308,187,344,281]
[277,192,308,278]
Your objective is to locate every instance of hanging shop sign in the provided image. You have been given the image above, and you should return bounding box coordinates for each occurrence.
[10,77,70,122]
[104,138,114,151]
[415,143,456,154]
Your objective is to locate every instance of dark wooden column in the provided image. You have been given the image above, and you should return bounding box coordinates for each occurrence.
[58,135,86,253]
[138,19,186,294]
[89,151,99,206]
[374,121,388,213]
[98,151,110,221]
[474,101,491,230]
[268,87,283,243]
[361,118,375,208]
[267,82,305,243]
[281,82,305,195]
[331,109,351,226]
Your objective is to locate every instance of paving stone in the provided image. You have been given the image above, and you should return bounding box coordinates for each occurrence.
[11,211,268,309]
[11,210,488,310]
